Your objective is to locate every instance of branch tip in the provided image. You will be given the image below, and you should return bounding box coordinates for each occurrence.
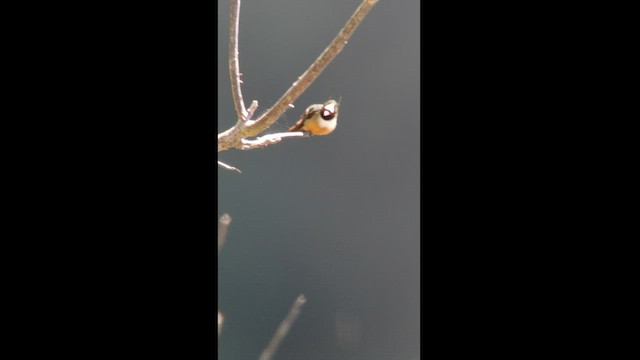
[218,161,242,173]
[258,294,308,360]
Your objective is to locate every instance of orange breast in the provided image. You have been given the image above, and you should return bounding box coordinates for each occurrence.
[303,120,334,135]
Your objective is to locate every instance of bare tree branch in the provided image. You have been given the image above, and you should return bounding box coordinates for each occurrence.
[247,100,259,120]
[259,294,307,360]
[239,132,308,150]
[229,0,248,121]
[218,160,242,173]
[218,0,379,153]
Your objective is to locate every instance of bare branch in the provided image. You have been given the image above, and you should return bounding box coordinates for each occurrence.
[218,213,232,255]
[259,294,307,360]
[218,160,242,174]
[240,132,309,150]
[218,0,379,152]
[246,100,259,120]
[229,0,248,121]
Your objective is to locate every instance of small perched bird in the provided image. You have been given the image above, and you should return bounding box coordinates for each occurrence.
[287,99,339,136]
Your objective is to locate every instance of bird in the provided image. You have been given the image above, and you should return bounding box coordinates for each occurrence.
[287,99,339,136]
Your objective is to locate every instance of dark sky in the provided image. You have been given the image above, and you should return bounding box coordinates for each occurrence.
[218,1,419,359]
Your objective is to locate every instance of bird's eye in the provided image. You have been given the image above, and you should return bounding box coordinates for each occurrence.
[321,110,334,120]
[321,102,337,120]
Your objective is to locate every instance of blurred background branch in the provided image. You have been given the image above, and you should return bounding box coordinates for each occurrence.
[258,294,307,360]
[217,213,232,255]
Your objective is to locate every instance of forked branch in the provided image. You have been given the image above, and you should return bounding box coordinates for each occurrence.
[218,0,379,153]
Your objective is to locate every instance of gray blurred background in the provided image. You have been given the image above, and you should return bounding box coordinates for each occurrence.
[218,1,419,359]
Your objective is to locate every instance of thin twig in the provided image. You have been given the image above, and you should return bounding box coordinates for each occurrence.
[218,0,379,152]
[218,213,232,255]
[246,100,259,120]
[218,160,242,173]
[240,132,308,150]
[259,294,307,360]
[229,0,248,121]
